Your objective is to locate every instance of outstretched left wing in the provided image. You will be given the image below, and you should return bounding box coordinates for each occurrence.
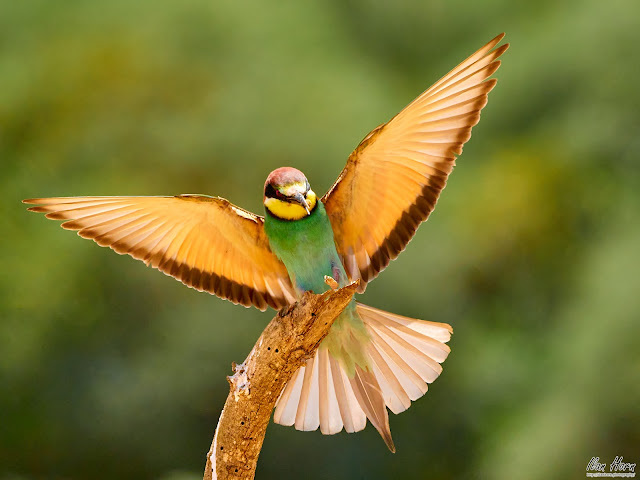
[323,34,508,291]
[24,195,297,310]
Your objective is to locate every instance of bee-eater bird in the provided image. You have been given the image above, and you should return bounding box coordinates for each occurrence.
[24,34,508,452]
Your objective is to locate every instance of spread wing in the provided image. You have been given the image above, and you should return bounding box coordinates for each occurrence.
[323,34,508,292]
[24,195,297,311]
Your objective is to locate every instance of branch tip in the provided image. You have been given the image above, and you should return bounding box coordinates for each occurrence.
[324,275,339,290]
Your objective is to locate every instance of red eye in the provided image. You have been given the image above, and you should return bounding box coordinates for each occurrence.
[275,190,285,199]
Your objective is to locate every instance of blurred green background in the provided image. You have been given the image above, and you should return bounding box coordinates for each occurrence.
[2,0,639,479]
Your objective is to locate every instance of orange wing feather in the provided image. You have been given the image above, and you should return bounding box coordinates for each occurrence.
[23,195,297,310]
[323,34,508,291]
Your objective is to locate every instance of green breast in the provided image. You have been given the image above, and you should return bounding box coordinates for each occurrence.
[264,201,346,294]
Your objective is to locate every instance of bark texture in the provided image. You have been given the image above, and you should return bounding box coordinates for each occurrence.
[203,280,358,480]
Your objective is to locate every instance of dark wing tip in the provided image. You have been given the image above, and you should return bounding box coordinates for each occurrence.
[480,78,499,96]
[494,43,510,56]
[492,32,506,43]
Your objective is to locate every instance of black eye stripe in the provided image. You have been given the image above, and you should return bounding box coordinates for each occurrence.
[265,182,311,201]
[265,184,293,202]
[264,184,278,199]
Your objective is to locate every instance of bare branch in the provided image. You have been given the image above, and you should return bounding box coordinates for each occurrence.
[203,281,359,480]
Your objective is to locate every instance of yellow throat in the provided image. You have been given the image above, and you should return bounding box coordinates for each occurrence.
[264,189,317,220]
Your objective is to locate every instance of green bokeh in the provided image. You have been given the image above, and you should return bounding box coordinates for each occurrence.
[2,1,638,479]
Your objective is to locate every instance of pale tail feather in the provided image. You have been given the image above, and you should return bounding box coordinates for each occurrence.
[328,354,367,433]
[274,350,367,434]
[357,303,452,414]
[273,303,452,447]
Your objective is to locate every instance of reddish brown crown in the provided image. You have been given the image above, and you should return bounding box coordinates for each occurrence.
[264,167,308,197]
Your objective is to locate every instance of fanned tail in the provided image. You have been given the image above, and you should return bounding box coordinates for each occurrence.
[357,303,452,414]
[273,303,452,451]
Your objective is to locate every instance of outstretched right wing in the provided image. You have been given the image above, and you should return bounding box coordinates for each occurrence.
[323,34,508,291]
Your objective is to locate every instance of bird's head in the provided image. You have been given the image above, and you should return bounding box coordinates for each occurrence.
[263,167,317,220]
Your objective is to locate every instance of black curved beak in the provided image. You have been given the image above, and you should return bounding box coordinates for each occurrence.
[292,192,310,215]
